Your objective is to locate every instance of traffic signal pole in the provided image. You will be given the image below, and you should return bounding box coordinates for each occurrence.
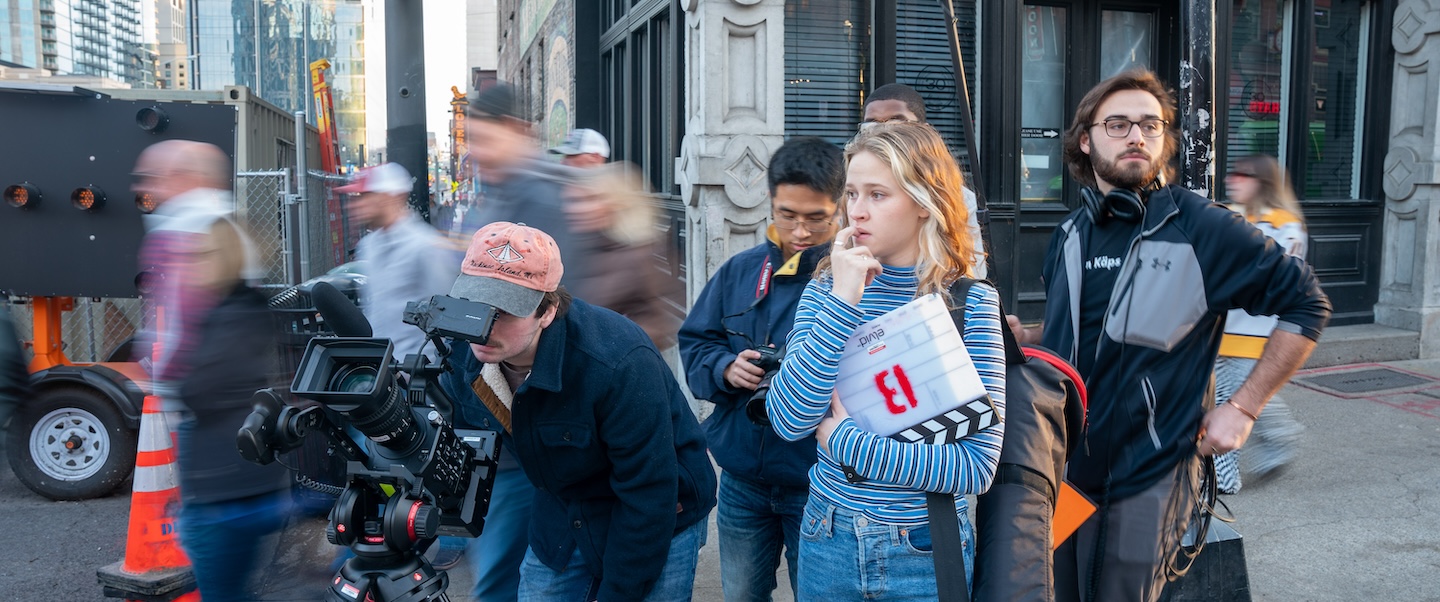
[385,0,430,222]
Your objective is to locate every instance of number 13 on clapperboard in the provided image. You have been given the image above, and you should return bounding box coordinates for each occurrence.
[834,294,1000,444]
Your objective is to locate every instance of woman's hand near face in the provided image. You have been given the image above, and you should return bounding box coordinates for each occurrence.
[830,226,882,307]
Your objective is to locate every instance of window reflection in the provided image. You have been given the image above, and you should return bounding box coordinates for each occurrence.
[1101,11,1153,79]
[1225,0,1287,177]
[1303,1,1366,198]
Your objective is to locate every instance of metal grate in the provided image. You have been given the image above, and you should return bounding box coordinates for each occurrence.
[1297,368,1437,396]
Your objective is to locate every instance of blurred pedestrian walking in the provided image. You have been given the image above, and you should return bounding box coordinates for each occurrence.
[551,128,680,349]
[1215,154,1310,493]
[133,140,290,602]
[338,162,460,363]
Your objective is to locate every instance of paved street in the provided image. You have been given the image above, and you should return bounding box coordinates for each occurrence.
[3,358,1438,601]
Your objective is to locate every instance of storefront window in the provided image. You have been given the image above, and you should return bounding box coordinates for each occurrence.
[1020,5,1066,202]
[1303,0,1367,198]
[896,0,978,171]
[784,0,865,147]
[1225,0,1287,175]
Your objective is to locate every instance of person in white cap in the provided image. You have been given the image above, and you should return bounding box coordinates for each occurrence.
[336,162,459,363]
[548,128,611,169]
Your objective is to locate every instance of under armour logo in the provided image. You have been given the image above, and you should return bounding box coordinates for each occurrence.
[488,244,525,263]
[1151,258,1171,271]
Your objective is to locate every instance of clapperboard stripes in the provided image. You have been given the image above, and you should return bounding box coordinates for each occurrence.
[892,396,999,445]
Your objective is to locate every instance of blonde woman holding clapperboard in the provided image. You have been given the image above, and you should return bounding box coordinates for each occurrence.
[766,121,1005,601]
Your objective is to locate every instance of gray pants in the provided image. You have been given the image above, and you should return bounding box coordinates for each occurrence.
[1213,356,1306,493]
[1055,455,1201,602]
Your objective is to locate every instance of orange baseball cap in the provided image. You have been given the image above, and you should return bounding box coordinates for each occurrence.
[449,222,564,316]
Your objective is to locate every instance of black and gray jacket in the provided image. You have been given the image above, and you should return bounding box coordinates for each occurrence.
[1040,184,1330,500]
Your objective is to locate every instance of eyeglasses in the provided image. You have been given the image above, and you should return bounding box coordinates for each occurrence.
[1090,118,1168,139]
[773,213,834,231]
[858,117,919,130]
[1227,171,1257,179]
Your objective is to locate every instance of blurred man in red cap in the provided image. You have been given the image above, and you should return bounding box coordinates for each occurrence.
[337,162,459,363]
[336,161,466,568]
[438,221,716,602]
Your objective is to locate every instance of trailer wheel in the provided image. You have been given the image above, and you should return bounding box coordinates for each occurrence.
[7,386,138,500]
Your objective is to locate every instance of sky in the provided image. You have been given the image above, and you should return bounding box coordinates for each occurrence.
[364,0,469,158]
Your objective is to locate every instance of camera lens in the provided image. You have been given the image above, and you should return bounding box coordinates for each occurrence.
[329,364,379,394]
[745,373,775,426]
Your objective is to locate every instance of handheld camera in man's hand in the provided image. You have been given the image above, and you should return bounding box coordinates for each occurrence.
[236,285,503,602]
[744,345,784,426]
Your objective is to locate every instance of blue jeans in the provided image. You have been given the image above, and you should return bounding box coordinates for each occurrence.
[465,465,535,601]
[796,497,974,601]
[177,490,291,602]
[717,473,807,601]
[517,514,709,601]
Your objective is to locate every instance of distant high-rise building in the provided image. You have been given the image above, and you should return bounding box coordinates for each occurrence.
[155,0,188,89]
[331,0,364,170]
[73,0,152,86]
[189,0,361,126]
[1,0,42,68]
[1,0,153,86]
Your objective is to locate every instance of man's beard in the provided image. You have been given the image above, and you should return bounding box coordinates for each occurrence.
[1092,148,1163,191]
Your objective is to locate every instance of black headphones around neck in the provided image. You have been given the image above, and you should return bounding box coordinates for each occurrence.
[1080,179,1162,225]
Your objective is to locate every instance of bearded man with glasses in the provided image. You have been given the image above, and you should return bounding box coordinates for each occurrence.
[1008,69,1331,602]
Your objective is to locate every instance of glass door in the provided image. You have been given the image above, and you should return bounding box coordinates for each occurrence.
[1000,1,1175,320]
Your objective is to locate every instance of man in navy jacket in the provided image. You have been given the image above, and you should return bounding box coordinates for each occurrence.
[443,221,715,601]
[678,136,843,600]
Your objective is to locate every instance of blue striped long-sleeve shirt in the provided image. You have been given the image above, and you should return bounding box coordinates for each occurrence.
[766,265,1006,525]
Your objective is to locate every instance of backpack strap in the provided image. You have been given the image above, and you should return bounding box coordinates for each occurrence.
[927,278,996,602]
[927,491,971,602]
[949,278,1025,365]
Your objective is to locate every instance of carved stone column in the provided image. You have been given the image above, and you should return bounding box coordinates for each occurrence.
[677,0,786,305]
[1376,1,1440,357]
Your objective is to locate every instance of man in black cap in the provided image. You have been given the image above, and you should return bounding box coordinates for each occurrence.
[455,82,600,602]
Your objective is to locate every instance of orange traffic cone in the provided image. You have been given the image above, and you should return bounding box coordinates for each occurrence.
[96,394,200,601]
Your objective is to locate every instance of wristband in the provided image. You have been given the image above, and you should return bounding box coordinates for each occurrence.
[1230,403,1259,422]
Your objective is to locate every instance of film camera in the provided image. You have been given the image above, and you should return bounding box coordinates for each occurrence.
[743,344,784,426]
[237,286,502,602]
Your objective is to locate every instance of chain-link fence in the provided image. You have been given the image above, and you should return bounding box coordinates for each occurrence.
[7,297,149,365]
[305,170,358,273]
[237,170,293,285]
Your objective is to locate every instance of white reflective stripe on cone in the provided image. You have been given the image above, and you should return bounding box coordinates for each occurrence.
[132,463,179,493]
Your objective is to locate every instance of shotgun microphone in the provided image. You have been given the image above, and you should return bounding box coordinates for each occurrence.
[311,281,372,338]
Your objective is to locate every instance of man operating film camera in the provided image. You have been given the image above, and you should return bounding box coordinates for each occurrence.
[436,221,716,601]
[236,276,506,602]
